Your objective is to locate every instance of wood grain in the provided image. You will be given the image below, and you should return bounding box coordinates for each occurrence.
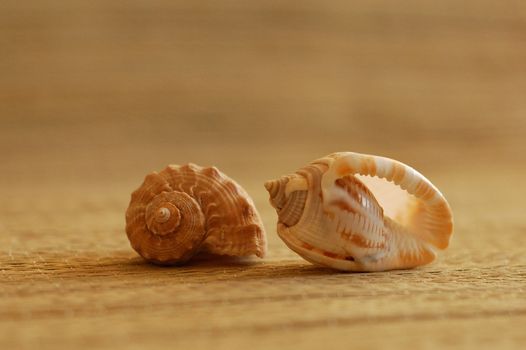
[1,1,525,349]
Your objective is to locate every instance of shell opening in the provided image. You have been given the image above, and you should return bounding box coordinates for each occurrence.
[354,175,415,224]
[325,153,453,250]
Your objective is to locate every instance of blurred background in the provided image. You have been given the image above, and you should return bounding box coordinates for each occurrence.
[2,0,525,190]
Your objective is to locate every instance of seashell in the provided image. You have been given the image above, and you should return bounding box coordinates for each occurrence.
[126,163,267,265]
[265,152,453,272]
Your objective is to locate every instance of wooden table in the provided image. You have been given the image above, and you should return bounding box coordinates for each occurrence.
[1,1,525,349]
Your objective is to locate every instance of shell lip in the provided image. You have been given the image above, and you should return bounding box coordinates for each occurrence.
[320,152,454,251]
[276,225,359,272]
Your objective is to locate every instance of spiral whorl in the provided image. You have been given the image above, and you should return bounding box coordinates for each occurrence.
[264,177,289,210]
[146,198,180,236]
[126,181,207,264]
[144,191,204,239]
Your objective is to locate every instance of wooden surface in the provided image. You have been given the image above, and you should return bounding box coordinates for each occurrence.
[1,1,525,349]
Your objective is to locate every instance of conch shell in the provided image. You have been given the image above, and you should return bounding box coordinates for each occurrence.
[126,164,267,265]
[265,152,453,272]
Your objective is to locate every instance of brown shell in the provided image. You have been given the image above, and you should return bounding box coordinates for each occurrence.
[125,163,267,265]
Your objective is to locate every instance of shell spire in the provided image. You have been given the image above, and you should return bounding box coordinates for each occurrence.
[126,164,267,265]
[265,152,453,272]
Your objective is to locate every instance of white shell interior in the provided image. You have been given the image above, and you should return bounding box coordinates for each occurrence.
[354,174,418,228]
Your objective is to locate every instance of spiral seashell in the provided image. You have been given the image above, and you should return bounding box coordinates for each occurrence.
[126,164,267,265]
[265,152,453,272]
